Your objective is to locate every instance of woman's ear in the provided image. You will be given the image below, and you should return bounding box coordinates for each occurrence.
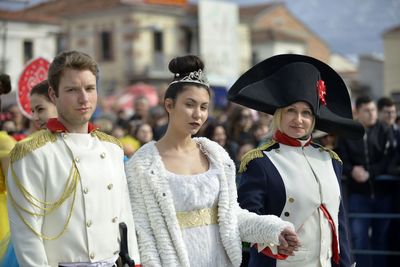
[164,98,174,113]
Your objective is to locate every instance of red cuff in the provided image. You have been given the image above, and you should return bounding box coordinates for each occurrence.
[254,244,289,260]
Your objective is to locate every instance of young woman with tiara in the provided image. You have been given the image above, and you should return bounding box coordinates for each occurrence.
[125,55,299,267]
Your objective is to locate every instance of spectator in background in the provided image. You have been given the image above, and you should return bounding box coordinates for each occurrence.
[377,97,400,266]
[112,126,140,158]
[0,73,19,267]
[313,131,337,150]
[336,95,395,267]
[30,80,58,129]
[396,116,400,130]
[148,105,168,140]
[234,140,255,185]
[226,106,254,144]
[378,97,398,127]
[377,97,399,148]
[203,121,238,162]
[114,107,130,129]
[3,105,27,141]
[250,120,270,147]
[7,104,24,134]
[93,117,114,135]
[0,130,17,267]
[130,96,150,123]
[1,120,17,136]
[134,122,153,146]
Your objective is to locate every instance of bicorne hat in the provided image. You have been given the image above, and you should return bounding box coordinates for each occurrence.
[228,54,364,139]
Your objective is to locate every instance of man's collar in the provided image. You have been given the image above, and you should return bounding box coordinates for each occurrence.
[46,118,98,133]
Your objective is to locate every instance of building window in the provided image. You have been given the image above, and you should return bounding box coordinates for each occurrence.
[182,27,192,53]
[251,51,258,65]
[23,40,33,63]
[153,30,163,53]
[56,33,67,54]
[99,31,114,61]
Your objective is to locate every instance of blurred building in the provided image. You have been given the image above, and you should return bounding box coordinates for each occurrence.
[358,54,384,100]
[1,0,345,97]
[239,2,331,66]
[383,25,400,102]
[0,9,60,89]
[18,0,193,94]
[329,53,358,98]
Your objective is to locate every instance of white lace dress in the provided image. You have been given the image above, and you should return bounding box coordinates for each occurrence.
[166,162,234,267]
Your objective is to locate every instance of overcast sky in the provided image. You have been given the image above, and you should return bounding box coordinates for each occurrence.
[1,0,399,57]
[226,0,400,57]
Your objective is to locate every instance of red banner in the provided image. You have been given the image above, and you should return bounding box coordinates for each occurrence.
[17,57,50,118]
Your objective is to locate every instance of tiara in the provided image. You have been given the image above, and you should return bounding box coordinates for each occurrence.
[169,69,210,88]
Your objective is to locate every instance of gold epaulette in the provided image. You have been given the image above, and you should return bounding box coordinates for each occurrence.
[239,139,277,173]
[10,130,56,163]
[92,130,122,149]
[312,142,342,164]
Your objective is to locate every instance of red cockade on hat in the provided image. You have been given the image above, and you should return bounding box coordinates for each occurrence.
[316,79,326,106]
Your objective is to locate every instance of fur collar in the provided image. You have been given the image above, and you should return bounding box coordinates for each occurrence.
[129,137,241,266]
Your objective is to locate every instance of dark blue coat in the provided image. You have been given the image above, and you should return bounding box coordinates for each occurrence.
[238,142,353,267]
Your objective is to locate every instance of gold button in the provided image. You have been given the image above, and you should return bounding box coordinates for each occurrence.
[91,132,96,137]
[83,187,88,194]
[288,197,295,203]
[107,184,113,190]
[86,220,92,227]
[100,152,106,159]
[75,157,80,163]
[112,216,118,223]
[90,252,95,259]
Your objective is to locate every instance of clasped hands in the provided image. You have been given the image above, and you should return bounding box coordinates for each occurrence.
[278,227,300,256]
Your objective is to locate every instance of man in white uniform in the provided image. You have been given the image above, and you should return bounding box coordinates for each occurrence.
[7,51,140,267]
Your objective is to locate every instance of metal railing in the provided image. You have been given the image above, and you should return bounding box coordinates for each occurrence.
[347,175,400,258]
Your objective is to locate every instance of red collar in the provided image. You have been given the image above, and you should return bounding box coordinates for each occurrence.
[46,118,98,133]
[273,130,311,147]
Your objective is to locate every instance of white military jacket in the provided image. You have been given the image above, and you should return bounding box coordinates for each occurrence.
[238,136,353,267]
[7,125,140,267]
[267,142,340,266]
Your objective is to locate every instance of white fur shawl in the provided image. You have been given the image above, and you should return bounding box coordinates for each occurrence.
[126,137,293,267]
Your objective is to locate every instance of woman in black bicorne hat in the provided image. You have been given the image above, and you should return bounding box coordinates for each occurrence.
[230,54,363,267]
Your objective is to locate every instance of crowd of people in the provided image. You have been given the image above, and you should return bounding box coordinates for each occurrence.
[0,50,399,267]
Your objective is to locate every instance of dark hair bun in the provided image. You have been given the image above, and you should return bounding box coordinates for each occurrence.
[0,73,11,95]
[168,55,204,76]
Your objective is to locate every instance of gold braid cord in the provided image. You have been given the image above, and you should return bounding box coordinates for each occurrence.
[10,130,56,163]
[7,161,80,240]
[312,142,343,164]
[92,130,122,148]
[239,139,277,174]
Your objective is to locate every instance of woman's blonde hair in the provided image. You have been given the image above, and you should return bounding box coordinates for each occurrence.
[271,105,316,138]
